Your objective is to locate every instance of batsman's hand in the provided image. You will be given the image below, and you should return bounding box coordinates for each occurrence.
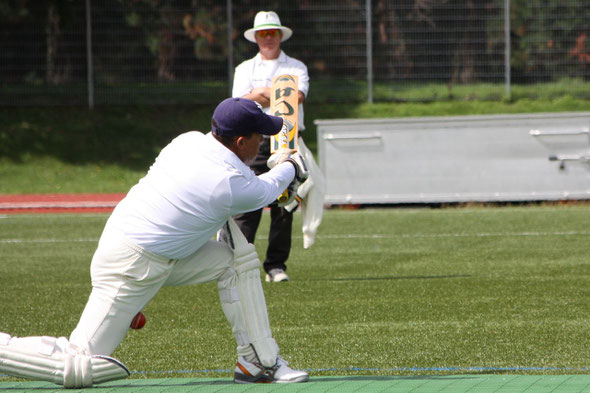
[267,151,290,169]
[267,152,309,183]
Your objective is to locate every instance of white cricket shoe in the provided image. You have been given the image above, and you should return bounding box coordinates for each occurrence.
[234,356,309,384]
[265,268,289,282]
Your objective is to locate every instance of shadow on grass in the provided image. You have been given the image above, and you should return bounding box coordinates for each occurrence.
[307,274,470,282]
[310,375,475,381]
[0,106,216,170]
[0,374,478,390]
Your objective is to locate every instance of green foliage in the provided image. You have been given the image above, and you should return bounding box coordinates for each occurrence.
[2,1,588,99]
[2,205,590,379]
[510,0,590,81]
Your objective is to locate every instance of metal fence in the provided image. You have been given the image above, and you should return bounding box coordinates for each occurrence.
[1,0,589,107]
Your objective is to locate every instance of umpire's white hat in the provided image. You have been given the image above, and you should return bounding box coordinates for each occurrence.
[244,11,293,43]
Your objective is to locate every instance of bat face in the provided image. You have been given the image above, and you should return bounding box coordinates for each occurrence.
[270,74,299,153]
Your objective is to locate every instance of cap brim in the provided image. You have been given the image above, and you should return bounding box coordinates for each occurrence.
[244,26,293,43]
[259,114,284,135]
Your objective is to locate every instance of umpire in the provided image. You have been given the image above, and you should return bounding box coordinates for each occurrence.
[230,11,310,282]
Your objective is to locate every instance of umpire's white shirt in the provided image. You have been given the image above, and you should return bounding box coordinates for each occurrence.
[106,131,294,259]
[232,51,309,131]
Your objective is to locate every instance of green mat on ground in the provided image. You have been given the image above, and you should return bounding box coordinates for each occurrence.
[2,375,590,392]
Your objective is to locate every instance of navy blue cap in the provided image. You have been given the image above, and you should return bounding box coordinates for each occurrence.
[212,97,284,137]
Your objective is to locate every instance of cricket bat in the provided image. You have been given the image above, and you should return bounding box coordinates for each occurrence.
[270,74,299,203]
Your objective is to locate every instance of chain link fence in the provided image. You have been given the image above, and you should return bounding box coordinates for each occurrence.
[1,0,588,107]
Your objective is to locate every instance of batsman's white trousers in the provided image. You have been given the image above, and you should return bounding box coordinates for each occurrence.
[69,227,233,356]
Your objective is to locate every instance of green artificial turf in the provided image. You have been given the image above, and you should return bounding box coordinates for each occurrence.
[5,375,590,393]
[2,205,590,383]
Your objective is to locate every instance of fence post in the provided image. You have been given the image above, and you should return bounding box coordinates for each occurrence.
[85,0,94,109]
[227,0,233,97]
[504,0,511,99]
[366,0,373,104]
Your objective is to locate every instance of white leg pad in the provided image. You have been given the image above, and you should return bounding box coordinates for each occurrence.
[90,355,130,385]
[0,332,10,346]
[0,333,129,388]
[225,219,279,368]
[218,267,250,347]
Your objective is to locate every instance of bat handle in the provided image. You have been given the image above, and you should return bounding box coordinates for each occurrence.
[277,189,289,203]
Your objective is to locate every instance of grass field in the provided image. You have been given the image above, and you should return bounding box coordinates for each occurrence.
[2,204,590,389]
[2,91,590,391]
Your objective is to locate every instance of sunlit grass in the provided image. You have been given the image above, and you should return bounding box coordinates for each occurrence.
[2,205,590,380]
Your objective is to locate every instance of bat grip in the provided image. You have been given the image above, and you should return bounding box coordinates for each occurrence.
[277,189,289,203]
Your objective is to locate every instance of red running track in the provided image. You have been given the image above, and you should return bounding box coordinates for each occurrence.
[0,194,126,214]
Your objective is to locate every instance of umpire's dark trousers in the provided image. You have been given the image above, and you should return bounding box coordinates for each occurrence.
[232,136,293,273]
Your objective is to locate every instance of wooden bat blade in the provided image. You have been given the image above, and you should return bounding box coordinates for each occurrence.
[270,74,299,204]
[270,74,299,154]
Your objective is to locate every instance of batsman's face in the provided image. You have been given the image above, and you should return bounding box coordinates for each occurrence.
[238,133,264,165]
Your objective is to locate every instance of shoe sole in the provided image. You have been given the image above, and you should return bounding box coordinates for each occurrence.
[234,376,273,384]
[275,374,310,383]
[265,274,289,282]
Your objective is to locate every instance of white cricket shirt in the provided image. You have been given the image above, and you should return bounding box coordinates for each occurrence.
[232,51,309,130]
[106,131,295,259]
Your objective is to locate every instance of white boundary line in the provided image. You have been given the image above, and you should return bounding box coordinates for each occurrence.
[0,201,118,209]
[317,231,590,239]
[0,238,99,244]
[2,231,590,245]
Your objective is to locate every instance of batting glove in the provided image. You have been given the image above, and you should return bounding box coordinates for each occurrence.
[284,152,309,183]
[266,151,290,169]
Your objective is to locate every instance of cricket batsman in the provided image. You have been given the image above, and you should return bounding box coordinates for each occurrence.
[0,97,309,387]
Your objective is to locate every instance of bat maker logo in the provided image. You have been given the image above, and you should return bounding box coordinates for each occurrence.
[273,87,296,117]
[278,122,289,147]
